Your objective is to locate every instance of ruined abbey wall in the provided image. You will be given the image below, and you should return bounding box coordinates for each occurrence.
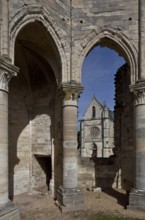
[71,0,138,82]
[6,0,139,194]
[7,0,139,197]
[114,64,134,190]
[1,0,145,217]
[9,65,55,195]
[8,1,139,82]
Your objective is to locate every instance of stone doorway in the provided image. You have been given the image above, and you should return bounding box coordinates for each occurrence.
[32,155,52,193]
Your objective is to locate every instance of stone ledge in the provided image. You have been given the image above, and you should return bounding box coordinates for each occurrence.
[0,201,20,220]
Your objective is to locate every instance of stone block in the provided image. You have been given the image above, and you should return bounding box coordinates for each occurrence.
[57,186,84,212]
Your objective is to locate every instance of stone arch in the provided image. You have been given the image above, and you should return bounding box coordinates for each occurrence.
[76,28,138,84]
[9,5,69,84]
[8,6,69,197]
[78,27,137,194]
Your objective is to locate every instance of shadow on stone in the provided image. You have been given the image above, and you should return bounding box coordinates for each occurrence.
[102,188,129,209]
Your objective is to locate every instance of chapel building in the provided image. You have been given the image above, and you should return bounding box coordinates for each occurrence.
[80,97,114,158]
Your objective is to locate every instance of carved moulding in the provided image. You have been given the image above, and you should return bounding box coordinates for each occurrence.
[130,81,145,105]
[58,81,84,102]
[0,56,19,92]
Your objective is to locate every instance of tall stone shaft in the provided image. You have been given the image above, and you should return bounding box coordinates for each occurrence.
[0,57,20,219]
[0,0,9,55]
[129,82,145,211]
[139,0,145,79]
[0,89,8,205]
[128,1,145,211]
[134,86,145,190]
[62,98,78,188]
[57,82,84,212]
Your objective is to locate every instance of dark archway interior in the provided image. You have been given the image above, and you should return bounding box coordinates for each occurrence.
[9,21,61,198]
[33,155,52,192]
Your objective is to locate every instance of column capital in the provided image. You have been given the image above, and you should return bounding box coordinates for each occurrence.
[130,81,145,105]
[0,56,19,92]
[61,81,83,101]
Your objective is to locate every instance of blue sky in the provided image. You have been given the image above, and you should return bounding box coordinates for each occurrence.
[78,46,125,122]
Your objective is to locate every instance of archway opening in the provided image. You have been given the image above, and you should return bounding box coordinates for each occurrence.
[78,39,134,204]
[9,21,61,197]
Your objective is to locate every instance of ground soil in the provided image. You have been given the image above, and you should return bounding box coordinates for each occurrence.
[14,188,145,220]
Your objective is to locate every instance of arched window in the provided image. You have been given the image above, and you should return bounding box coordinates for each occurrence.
[92,106,96,118]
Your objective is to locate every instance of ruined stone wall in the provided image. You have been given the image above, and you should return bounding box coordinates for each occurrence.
[9,75,30,196]
[78,156,95,189]
[30,81,55,191]
[95,158,121,188]
[71,0,138,82]
[8,0,138,82]
[31,83,54,156]
[9,70,55,195]
[72,0,138,41]
[78,155,121,189]
[7,0,139,196]
[9,0,70,35]
[114,63,134,190]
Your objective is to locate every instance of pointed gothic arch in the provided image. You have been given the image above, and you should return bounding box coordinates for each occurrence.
[9,5,69,84]
[76,28,138,84]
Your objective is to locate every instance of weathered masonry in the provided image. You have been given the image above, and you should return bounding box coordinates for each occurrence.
[0,0,145,219]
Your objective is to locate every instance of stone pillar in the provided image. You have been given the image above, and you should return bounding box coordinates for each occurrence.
[57,82,84,212]
[128,81,145,211]
[0,0,9,55]
[139,0,145,80]
[128,0,145,210]
[0,57,20,220]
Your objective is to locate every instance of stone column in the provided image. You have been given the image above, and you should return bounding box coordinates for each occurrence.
[139,0,145,80]
[0,57,20,219]
[128,81,145,211]
[0,0,9,55]
[57,82,84,212]
[128,0,145,211]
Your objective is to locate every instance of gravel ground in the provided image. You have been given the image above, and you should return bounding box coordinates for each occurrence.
[14,188,145,220]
